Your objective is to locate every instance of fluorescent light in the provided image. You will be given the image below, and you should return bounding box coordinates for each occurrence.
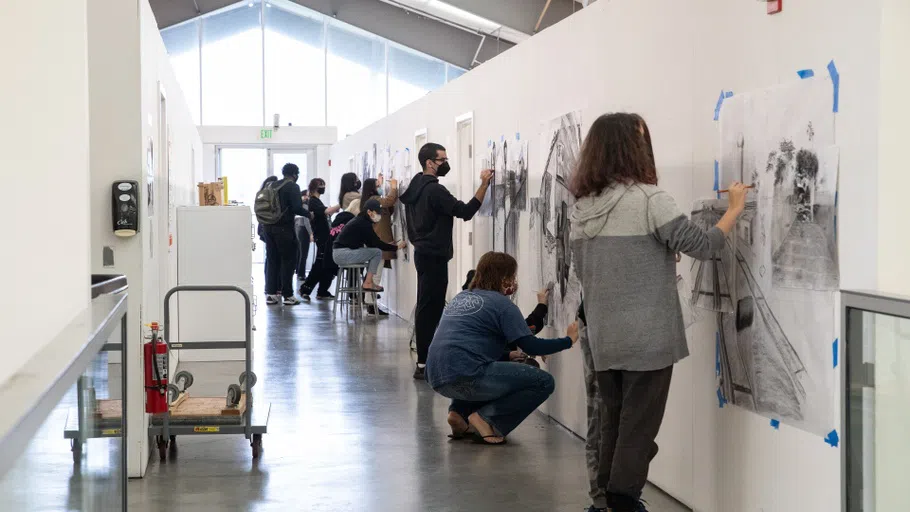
[427,0,501,33]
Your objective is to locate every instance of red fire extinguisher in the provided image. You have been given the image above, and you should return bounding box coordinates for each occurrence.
[144,322,169,414]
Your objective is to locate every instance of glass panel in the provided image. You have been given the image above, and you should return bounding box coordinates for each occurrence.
[326,23,386,138]
[447,63,467,82]
[0,342,125,510]
[264,4,325,127]
[388,45,445,114]
[161,22,201,125]
[201,2,264,125]
[271,152,309,182]
[873,311,910,510]
[220,148,268,262]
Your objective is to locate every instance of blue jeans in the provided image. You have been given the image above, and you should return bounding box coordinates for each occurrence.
[434,362,556,437]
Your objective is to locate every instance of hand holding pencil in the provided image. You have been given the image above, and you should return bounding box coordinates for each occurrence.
[721,181,749,213]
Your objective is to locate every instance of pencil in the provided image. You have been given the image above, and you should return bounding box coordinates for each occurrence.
[718,184,755,193]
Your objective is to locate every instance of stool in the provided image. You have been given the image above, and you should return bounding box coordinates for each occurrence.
[333,264,379,319]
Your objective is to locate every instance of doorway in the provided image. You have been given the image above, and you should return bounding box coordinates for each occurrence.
[455,113,474,296]
[217,147,268,262]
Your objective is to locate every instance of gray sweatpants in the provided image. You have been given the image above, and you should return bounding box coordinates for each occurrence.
[581,319,674,512]
[332,247,383,274]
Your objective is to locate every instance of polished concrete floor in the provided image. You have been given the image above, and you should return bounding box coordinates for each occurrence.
[2,266,689,511]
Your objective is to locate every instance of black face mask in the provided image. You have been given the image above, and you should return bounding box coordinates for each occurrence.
[317,187,326,195]
[436,161,451,177]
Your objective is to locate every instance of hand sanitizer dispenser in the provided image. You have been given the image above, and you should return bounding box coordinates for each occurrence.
[112,180,139,237]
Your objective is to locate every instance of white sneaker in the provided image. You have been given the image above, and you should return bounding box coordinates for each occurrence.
[265,295,279,305]
[282,296,301,306]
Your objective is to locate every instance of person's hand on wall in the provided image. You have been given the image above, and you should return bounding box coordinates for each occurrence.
[310,234,314,243]
[480,169,494,186]
[726,181,748,214]
[389,179,398,190]
[537,287,551,305]
[567,322,579,346]
[397,241,408,249]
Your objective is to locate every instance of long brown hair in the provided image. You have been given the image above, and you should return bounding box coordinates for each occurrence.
[469,252,517,292]
[569,113,657,198]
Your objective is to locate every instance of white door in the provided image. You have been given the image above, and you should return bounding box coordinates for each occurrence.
[456,115,474,292]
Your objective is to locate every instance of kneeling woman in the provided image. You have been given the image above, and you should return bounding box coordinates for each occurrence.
[426,252,578,445]
[333,199,406,291]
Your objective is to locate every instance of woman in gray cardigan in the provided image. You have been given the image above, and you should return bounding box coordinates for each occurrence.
[569,113,747,512]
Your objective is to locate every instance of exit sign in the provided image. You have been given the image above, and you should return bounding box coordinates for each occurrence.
[260,129,273,139]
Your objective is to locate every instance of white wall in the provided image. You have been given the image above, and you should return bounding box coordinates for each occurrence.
[331,1,883,510]
[197,126,337,183]
[88,0,203,477]
[0,1,91,387]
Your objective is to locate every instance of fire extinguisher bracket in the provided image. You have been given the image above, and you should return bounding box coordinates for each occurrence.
[147,286,269,461]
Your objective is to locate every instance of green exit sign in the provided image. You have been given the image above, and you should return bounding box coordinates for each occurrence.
[260,129,273,139]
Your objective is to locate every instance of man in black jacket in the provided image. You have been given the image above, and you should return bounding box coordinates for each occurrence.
[399,142,493,380]
[265,163,309,306]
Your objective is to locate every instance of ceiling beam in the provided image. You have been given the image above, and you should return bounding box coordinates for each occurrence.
[443,0,578,35]
[149,0,514,69]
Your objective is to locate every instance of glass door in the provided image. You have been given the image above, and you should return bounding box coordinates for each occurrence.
[268,149,310,185]
[218,147,268,263]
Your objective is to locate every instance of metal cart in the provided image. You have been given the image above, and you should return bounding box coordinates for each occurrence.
[148,285,270,460]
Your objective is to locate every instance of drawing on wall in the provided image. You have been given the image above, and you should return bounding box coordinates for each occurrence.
[360,151,370,183]
[530,111,583,330]
[693,77,839,435]
[493,137,530,258]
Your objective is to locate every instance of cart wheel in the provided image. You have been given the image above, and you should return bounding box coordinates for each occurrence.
[251,434,262,459]
[71,439,82,463]
[169,435,177,452]
[238,371,258,389]
[226,384,242,407]
[175,370,194,390]
[167,383,180,404]
[156,435,168,461]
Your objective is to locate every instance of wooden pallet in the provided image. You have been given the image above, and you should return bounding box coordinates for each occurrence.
[168,394,247,418]
[92,399,123,420]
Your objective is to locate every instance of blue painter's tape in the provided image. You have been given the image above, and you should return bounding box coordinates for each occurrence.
[770,419,780,429]
[725,91,734,98]
[516,132,520,140]
[833,338,839,368]
[713,90,725,121]
[827,60,840,113]
[797,69,815,79]
[487,140,491,148]
[715,332,721,377]
[713,161,719,191]
[825,429,840,448]
[717,388,726,408]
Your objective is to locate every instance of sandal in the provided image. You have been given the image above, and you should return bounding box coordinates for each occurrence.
[362,285,384,292]
[472,434,507,446]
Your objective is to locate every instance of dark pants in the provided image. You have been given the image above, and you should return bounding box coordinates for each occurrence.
[295,225,311,279]
[414,252,448,364]
[264,225,297,298]
[301,237,335,297]
[435,362,555,437]
[596,366,673,512]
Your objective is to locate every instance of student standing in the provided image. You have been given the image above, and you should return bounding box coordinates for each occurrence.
[263,164,309,306]
[295,189,313,283]
[300,178,341,301]
[258,176,279,300]
[399,142,493,380]
[338,172,362,211]
[568,113,747,512]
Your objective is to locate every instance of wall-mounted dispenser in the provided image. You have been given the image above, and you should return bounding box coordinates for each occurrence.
[112,180,139,237]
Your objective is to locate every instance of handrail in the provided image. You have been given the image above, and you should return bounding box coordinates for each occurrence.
[0,290,128,481]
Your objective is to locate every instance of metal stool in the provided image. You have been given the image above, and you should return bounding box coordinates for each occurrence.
[333,264,379,319]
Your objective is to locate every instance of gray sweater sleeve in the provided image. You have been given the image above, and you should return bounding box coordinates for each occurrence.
[648,191,725,261]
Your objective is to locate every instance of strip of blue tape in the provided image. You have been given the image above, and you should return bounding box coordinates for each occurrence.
[715,332,721,377]
[717,388,726,408]
[770,419,780,429]
[797,69,815,79]
[833,338,839,368]
[725,91,734,99]
[516,132,520,140]
[827,60,840,113]
[713,90,725,121]
[825,429,840,448]
[713,161,719,191]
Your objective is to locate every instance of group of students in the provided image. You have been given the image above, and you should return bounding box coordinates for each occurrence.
[257,164,406,315]
[410,114,748,512]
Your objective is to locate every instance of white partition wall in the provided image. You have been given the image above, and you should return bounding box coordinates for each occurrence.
[330,1,887,510]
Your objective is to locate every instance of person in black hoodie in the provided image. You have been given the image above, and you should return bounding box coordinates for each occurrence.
[300,178,341,301]
[264,164,309,306]
[334,199,406,292]
[399,142,493,380]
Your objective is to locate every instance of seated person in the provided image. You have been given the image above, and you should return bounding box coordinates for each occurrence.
[461,269,551,367]
[427,252,578,445]
[332,199,406,292]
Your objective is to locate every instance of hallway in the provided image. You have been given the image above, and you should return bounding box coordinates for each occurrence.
[129,283,688,511]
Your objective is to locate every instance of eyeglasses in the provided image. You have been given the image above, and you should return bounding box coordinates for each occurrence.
[433,157,449,162]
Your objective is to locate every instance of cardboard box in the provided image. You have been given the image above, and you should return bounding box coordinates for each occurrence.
[197,181,224,206]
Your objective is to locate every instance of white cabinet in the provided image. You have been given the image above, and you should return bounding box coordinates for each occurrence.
[176,206,254,361]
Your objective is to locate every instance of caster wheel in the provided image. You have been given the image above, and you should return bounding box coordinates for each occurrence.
[174,370,194,390]
[71,439,82,463]
[156,435,168,461]
[251,434,262,459]
[169,435,177,452]
[226,384,242,407]
[167,383,180,404]
[238,371,258,389]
